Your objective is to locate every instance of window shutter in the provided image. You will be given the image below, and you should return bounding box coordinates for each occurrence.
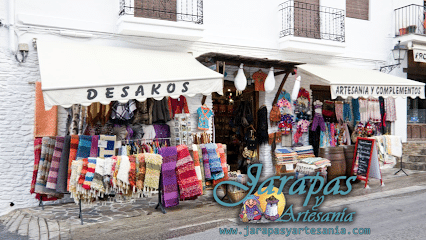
[134,0,177,21]
[346,0,369,20]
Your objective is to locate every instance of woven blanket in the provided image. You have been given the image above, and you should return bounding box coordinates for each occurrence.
[69,160,83,202]
[205,144,223,180]
[56,136,71,193]
[103,157,113,193]
[111,156,120,189]
[117,156,131,194]
[144,153,163,190]
[201,146,212,180]
[99,135,116,158]
[46,137,65,190]
[30,138,43,194]
[191,145,203,193]
[35,137,57,195]
[78,158,89,186]
[197,147,205,188]
[92,157,106,194]
[34,82,58,137]
[213,144,228,186]
[67,135,79,191]
[83,158,96,190]
[136,154,146,191]
[301,157,324,165]
[76,135,92,159]
[176,145,202,200]
[90,135,99,157]
[159,147,179,208]
[129,155,137,191]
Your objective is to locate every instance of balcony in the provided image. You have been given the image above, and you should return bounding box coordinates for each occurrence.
[394,4,426,46]
[278,0,345,55]
[117,0,204,40]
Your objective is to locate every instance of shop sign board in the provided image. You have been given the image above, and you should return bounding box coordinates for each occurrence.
[413,49,426,63]
[352,137,383,188]
[331,84,424,99]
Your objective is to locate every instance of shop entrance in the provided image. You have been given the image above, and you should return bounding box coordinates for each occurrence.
[213,80,258,172]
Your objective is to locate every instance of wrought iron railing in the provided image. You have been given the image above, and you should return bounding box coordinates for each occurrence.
[279,0,345,42]
[395,4,426,36]
[119,0,203,24]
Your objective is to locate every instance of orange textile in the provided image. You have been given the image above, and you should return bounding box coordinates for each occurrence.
[34,82,58,137]
[253,70,267,92]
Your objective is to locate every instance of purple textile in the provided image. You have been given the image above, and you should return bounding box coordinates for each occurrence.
[159,146,179,208]
[311,113,326,131]
[153,124,170,145]
[201,147,212,180]
[90,135,99,157]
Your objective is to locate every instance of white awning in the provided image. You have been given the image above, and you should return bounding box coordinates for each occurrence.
[37,40,224,110]
[298,64,425,99]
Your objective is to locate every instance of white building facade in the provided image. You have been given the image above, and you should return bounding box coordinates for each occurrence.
[0,0,423,215]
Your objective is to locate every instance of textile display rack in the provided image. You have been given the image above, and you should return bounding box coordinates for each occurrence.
[36,137,172,225]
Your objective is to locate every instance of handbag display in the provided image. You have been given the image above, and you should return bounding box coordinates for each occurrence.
[269,105,281,122]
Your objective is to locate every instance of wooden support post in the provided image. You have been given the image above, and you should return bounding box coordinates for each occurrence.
[272,72,291,106]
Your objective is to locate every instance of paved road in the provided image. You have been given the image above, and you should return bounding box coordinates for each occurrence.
[172,190,426,240]
[0,224,28,240]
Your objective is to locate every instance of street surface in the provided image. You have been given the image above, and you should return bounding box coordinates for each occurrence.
[172,190,426,240]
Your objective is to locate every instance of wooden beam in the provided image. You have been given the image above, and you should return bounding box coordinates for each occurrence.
[272,72,291,106]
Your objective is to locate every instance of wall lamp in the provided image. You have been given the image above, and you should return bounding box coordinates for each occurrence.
[380,41,408,73]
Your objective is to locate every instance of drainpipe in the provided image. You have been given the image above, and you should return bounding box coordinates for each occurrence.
[9,0,16,54]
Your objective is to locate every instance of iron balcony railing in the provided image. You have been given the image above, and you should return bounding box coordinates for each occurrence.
[279,0,345,42]
[119,0,203,24]
[395,4,426,36]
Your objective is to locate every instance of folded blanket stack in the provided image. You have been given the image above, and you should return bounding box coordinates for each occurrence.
[275,148,297,165]
[293,145,315,160]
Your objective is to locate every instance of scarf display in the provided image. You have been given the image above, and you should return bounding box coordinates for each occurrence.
[90,135,99,157]
[144,153,163,191]
[136,154,146,191]
[201,146,212,180]
[212,144,229,186]
[76,135,92,159]
[67,135,79,191]
[34,82,58,137]
[56,136,71,193]
[176,145,202,200]
[205,144,223,180]
[30,138,43,194]
[99,135,116,158]
[159,147,179,208]
[46,137,65,190]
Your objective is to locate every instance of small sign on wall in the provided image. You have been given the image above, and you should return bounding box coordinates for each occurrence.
[413,49,426,63]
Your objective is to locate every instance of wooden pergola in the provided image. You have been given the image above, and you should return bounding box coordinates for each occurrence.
[196,52,305,105]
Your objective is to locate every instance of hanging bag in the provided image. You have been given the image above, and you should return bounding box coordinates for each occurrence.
[270,105,281,122]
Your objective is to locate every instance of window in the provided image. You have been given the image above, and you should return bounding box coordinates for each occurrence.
[346,0,369,20]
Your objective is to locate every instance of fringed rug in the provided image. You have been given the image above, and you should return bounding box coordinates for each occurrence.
[176,145,202,201]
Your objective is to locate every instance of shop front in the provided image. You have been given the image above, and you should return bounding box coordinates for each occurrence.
[31,40,234,219]
[405,49,426,140]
